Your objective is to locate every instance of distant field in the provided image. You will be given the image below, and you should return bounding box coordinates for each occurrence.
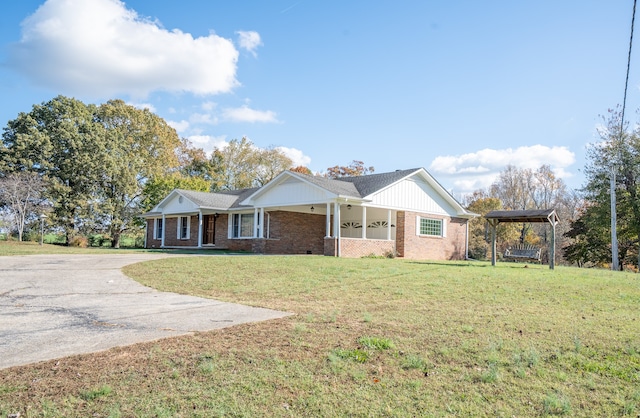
[1,255,639,417]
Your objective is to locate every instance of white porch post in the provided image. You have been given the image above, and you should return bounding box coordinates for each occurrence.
[333,202,340,237]
[161,214,166,248]
[325,203,331,237]
[197,210,203,248]
[260,207,265,238]
[253,208,259,238]
[387,209,392,240]
[361,206,367,239]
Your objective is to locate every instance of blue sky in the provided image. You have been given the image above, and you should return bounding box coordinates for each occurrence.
[1,1,638,196]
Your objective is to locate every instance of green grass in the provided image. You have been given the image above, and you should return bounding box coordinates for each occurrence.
[1,256,639,417]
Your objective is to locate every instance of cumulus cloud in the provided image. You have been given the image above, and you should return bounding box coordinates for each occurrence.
[429,145,576,194]
[222,105,279,123]
[10,0,241,98]
[167,119,189,133]
[276,146,312,167]
[236,30,262,57]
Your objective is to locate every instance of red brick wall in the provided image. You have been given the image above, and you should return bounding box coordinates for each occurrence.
[263,211,326,255]
[340,238,395,258]
[145,217,199,248]
[146,219,159,248]
[396,211,468,260]
[324,237,337,256]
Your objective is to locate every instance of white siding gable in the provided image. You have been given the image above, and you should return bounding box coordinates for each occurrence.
[251,177,335,206]
[161,194,199,214]
[367,177,458,216]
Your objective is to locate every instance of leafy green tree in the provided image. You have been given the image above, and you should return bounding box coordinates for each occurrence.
[1,96,188,247]
[93,100,183,247]
[566,107,640,269]
[209,137,293,190]
[1,96,103,243]
[141,174,211,212]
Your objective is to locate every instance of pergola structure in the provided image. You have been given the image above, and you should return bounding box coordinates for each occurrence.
[485,209,560,270]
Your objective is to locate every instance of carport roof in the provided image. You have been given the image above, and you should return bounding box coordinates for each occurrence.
[484,209,559,224]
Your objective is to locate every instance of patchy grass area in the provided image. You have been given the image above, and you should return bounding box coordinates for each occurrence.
[1,256,639,416]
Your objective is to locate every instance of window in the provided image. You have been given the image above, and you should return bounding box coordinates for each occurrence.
[155,218,163,240]
[232,213,255,238]
[418,217,444,237]
[178,216,190,239]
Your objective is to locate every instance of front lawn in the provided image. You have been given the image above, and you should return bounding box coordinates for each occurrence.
[1,256,639,417]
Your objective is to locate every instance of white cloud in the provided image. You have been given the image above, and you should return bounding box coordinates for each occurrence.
[167,119,189,133]
[276,146,312,167]
[236,30,262,57]
[429,145,576,194]
[201,101,217,111]
[190,113,219,125]
[222,105,278,123]
[10,0,240,98]
[186,134,228,157]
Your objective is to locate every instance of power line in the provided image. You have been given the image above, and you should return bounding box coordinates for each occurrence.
[621,0,637,131]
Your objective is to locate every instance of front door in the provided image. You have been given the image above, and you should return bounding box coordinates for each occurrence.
[203,215,216,245]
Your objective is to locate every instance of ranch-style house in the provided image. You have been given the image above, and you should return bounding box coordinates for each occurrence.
[142,168,477,259]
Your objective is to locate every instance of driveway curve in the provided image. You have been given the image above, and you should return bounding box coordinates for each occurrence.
[0,253,290,369]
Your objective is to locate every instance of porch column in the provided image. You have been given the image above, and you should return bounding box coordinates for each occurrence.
[325,203,331,237]
[488,219,498,266]
[161,214,166,248]
[549,216,556,270]
[387,209,392,240]
[253,208,259,238]
[361,206,367,239]
[197,210,203,248]
[260,207,265,238]
[333,202,340,238]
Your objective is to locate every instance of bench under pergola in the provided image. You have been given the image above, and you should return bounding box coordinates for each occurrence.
[485,209,560,270]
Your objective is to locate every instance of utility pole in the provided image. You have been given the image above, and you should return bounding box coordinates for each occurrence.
[610,169,619,271]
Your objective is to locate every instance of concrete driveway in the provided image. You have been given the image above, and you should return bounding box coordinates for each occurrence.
[0,254,290,369]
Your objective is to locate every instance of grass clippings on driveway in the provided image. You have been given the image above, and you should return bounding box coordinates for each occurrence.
[1,256,639,417]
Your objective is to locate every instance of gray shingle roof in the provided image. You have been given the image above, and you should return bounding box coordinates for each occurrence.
[172,189,230,210]
[337,168,421,197]
[289,168,420,198]
[164,168,443,212]
[290,173,362,198]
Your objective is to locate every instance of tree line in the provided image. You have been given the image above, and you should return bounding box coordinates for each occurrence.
[0,96,372,247]
[2,95,634,269]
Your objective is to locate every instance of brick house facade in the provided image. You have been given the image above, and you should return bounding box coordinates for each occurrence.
[142,168,476,260]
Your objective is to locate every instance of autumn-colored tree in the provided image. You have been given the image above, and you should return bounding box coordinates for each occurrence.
[465,191,518,259]
[325,160,374,179]
[290,166,313,175]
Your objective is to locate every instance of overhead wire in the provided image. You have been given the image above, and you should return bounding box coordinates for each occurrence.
[621,0,637,132]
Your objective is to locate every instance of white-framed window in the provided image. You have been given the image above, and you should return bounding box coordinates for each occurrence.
[178,216,190,239]
[154,218,163,240]
[417,217,445,237]
[231,213,255,238]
